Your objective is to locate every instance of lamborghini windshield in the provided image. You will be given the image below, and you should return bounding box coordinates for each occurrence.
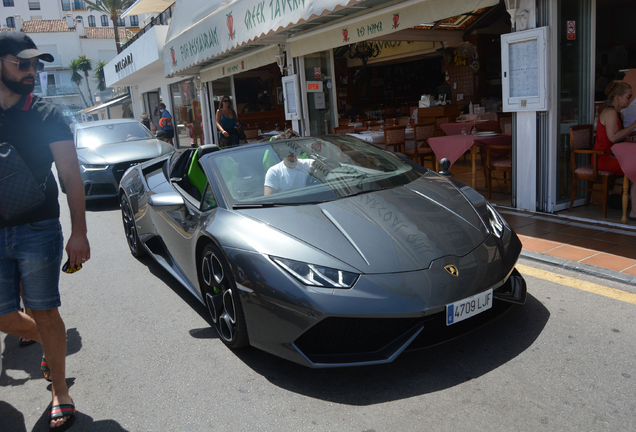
[206,136,425,207]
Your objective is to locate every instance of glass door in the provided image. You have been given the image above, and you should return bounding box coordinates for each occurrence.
[303,51,336,135]
[556,0,593,205]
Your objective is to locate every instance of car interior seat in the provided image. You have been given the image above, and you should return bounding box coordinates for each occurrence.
[187,145,220,199]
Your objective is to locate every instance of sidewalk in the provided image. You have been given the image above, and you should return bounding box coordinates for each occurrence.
[498,208,636,284]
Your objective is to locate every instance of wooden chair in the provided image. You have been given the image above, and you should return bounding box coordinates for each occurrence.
[397,116,411,126]
[404,123,435,168]
[568,124,620,217]
[338,117,351,126]
[435,116,450,136]
[244,127,259,142]
[382,125,406,153]
[384,117,398,127]
[499,115,512,134]
[334,125,354,135]
[369,123,382,131]
[479,142,512,199]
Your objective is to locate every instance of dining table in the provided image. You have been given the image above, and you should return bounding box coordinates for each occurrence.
[440,120,500,136]
[347,128,415,146]
[427,133,512,189]
[611,141,636,223]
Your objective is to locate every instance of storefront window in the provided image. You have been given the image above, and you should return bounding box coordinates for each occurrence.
[170,80,203,147]
[234,68,277,113]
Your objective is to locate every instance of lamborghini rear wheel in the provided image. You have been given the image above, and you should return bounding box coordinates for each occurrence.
[200,243,248,349]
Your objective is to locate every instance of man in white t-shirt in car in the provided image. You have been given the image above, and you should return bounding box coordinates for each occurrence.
[264,150,314,195]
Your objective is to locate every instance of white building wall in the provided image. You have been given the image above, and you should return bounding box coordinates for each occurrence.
[0,2,148,28]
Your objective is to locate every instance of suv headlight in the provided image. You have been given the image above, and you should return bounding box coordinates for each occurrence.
[272,257,358,289]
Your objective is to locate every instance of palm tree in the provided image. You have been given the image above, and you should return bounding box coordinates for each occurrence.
[68,59,89,108]
[93,60,107,92]
[77,55,94,106]
[85,0,134,54]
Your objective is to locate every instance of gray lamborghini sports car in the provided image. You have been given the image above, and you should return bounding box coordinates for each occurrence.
[118,135,526,367]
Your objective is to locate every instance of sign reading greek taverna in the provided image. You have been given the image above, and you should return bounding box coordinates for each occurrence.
[163,0,357,76]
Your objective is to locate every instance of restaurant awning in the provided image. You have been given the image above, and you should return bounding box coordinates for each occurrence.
[199,45,278,82]
[80,94,131,114]
[288,0,498,58]
[162,0,498,77]
[122,0,180,17]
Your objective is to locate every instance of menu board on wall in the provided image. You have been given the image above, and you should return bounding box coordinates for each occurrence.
[509,39,539,98]
[501,27,548,112]
[282,75,300,120]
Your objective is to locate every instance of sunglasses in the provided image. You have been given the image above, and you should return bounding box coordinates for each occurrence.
[0,58,44,72]
[223,99,230,103]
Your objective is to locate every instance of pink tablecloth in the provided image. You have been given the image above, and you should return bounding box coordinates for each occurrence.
[428,134,512,166]
[612,142,636,183]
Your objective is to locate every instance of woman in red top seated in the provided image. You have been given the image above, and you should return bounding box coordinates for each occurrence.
[594,81,636,219]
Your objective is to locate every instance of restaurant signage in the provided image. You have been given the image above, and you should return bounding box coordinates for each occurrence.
[306,81,323,92]
[164,0,359,76]
[288,0,498,58]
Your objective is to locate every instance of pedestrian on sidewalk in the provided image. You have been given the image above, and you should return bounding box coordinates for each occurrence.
[0,31,90,431]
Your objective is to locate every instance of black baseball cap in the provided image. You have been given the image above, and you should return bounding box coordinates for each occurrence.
[0,31,54,62]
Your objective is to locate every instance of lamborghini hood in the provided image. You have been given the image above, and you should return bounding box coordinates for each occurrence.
[240,176,491,274]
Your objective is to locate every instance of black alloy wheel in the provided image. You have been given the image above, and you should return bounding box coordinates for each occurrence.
[120,194,144,257]
[200,243,249,349]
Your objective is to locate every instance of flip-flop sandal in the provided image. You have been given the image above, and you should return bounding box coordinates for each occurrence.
[49,401,75,432]
[41,357,52,382]
[19,337,36,347]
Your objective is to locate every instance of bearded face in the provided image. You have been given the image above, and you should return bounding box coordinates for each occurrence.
[0,59,36,95]
[283,152,298,169]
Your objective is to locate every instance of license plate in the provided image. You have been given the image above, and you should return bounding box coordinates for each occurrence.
[446,289,493,326]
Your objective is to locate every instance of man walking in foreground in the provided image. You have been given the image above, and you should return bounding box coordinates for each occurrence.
[0,32,90,430]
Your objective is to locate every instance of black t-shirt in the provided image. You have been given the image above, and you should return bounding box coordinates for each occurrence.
[0,94,73,228]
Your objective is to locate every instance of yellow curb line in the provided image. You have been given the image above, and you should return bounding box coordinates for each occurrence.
[516,264,636,305]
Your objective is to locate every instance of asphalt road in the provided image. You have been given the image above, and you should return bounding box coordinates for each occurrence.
[1,194,635,432]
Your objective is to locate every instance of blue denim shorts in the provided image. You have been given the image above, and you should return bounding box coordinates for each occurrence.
[0,218,64,316]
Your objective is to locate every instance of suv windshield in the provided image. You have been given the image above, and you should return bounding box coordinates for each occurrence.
[206,135,424,207]
[76,122,154,149]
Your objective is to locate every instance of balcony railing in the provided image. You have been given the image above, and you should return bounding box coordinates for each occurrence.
[120,3,175,52]
[34,85,80,97]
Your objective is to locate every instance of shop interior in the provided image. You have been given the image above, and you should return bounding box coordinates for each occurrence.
[557,0,636,225]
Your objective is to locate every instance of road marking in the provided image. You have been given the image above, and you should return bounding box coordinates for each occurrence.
[516,264,636,305]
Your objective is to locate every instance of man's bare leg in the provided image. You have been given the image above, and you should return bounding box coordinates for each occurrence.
[31,308,73,429]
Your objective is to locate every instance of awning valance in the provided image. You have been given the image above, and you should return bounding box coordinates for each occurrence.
[288,0,498,58]
[200,45,278,82]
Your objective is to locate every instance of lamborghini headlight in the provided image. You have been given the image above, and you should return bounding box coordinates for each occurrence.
[272,257,358,289]
[486,203,505,238]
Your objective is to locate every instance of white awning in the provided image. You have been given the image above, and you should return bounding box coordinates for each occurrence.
[288,0,499,58]
[122,0,179,17]
[163,0,360,77]
[200,45,278,82]
[81,95,130,114]
[163,0,498,77]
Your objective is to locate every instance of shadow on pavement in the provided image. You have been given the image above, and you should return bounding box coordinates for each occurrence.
[0,328,82,387]
[32,407,130,432]
[231,294,549,405]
